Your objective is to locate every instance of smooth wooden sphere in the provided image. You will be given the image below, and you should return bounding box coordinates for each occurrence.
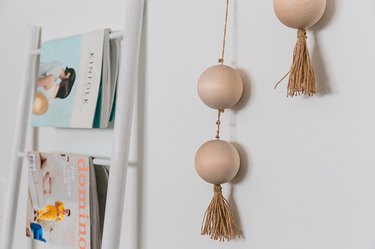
[33,92,49,115]
[273,0,326,29]
[197,64,243,110]
[195,140,240,185]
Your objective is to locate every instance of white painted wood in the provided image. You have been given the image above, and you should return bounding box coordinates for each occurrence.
[109,31,124,40]
[101,0,145,248]
[0,179,5,218]
[0,26,41,249]
[1,4,144,247]
[16,153,137,167]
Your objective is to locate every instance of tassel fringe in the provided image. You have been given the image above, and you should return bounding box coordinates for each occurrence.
[287,28,318,97]
[201,184,240,241]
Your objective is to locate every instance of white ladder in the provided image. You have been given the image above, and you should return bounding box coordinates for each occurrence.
[0,0,145,248]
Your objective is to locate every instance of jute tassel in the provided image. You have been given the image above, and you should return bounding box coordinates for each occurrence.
[287,28,318,97]
[201,184,240,241]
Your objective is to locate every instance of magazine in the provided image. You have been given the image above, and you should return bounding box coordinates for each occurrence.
[31,29,120,128]
[26,151,109,249]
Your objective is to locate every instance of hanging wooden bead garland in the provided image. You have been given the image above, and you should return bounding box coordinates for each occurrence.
[274,0,326,96]
[195,0,243,241]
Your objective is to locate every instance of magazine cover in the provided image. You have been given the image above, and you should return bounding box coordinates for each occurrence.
[26,152,91,248]
[31,30,105,128]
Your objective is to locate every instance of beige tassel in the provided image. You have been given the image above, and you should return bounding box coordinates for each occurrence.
[201,184,240,241]
[287,28,318,96]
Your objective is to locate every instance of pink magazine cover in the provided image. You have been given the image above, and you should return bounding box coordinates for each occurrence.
[26,151,90,249]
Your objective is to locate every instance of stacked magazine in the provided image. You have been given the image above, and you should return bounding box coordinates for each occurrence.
[31,29,121,128]
[26,151,109,249]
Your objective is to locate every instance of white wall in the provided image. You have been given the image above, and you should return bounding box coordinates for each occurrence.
[1,0,375,248]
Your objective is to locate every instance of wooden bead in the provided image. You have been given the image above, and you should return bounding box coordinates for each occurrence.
[195,140,240,185]
[197,64,243,110]
[273,0,326,29]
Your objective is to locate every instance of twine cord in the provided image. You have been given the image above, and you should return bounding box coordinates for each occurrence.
[215,109,224,140]
[287,28,318,96]
[200,0,240,242]
[201,184,240,241]
[274,70,290,89]
[275,28,318,96]
[218,0,229,64]
[297,29,306,38]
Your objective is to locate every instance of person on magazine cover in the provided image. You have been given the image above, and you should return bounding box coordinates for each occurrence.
[34,201,71,223]
[26,223,47,243]
[33,61,76,115]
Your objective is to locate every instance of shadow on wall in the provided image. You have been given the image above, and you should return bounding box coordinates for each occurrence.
[311,0,336,96]
[225,68,253,240]
[228,142,252,239]
[229,68,252,144]
[233,68,252,111]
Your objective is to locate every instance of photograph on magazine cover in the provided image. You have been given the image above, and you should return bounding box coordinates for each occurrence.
[26,151,91,248]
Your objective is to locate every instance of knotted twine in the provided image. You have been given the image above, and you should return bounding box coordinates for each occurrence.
[275,28,318,96]
[201,184,240,241]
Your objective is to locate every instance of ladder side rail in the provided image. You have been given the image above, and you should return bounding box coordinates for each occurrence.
[101,0,145,248]
[0,26,41,249]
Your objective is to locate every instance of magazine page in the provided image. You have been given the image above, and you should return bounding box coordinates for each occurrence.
[93,162,110,238]
[98,29,111,128]
[70,30,105,128]
[31,29,105,128]
[108,33,121,124]
[93,29,120,128]
[89,158,100,249]
[26,152,91,248]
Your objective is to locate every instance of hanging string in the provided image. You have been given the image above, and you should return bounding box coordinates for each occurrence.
[218,0,229,64]
[215,109,224,140]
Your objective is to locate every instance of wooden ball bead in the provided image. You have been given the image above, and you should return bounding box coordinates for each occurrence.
[195,140,240,185]
[197,64,243,110]
[273,0,326,29]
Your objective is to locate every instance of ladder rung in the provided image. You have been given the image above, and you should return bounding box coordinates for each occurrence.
[30,49,40,55]
[17,152,136,167]
[109,31,124,40]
